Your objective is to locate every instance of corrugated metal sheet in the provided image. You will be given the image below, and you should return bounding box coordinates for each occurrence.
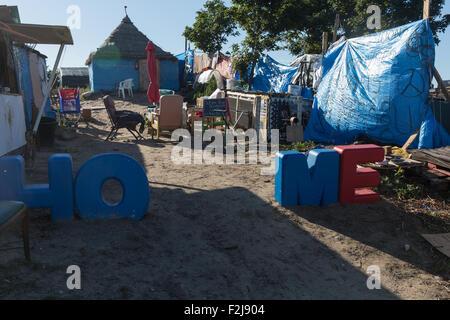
[60,67,89,77]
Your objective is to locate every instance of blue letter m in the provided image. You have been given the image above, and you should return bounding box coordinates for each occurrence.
[275,149,340,207]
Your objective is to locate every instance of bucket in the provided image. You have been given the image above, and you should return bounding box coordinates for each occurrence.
[37,117,57,147]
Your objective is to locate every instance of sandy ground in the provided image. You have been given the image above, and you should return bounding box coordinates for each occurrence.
[0,93,449,300]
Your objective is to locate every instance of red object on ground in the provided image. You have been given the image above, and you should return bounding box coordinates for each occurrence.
[59,88,79,100]
[427,163,450,177]
[334,144,385,203]
[146,41,160,104]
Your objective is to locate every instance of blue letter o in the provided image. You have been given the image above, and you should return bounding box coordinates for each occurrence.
[75,154,149,220]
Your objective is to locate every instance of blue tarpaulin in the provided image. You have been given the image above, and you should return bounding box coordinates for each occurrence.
[176,49,194,83]
[305,20,449,149]
[251,54,297,93]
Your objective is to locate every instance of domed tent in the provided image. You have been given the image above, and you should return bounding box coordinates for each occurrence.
[85,15,179,93]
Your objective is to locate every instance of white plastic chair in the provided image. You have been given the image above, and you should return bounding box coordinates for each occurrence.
[118,79,134,99]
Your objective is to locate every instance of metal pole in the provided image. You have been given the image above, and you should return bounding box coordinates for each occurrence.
[33,44,64,134]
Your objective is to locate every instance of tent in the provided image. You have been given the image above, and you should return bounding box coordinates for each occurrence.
[304,20,449,149]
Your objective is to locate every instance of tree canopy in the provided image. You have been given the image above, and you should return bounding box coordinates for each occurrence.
[183,0,449,86]
[182,0,238,54]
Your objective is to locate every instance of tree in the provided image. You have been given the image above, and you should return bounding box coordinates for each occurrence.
[231,0,283,90]
[183,0,238,54]
[280,0,449,56]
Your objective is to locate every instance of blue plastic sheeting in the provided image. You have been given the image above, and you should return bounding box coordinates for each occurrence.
[252,54,298,93]
[301,87,314,99]
[305,20,448,149]
[175,49,194,83]
[419,108,450,148]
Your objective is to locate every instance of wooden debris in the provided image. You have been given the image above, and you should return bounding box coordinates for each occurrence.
[422,233,450,258]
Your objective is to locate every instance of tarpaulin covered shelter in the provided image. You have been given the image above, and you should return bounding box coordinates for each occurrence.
[86,15,179,93]
[251,54,297,93]
[305,20,449,149]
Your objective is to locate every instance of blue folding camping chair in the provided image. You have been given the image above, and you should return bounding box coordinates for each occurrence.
[59,88,82,127]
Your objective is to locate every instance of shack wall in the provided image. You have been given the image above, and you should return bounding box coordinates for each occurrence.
[89,58,139,93]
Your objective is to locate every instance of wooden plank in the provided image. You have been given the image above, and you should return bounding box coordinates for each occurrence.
[422,233,450,258]
[402,128,420,150]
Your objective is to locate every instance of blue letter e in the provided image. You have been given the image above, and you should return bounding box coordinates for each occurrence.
[275,149,340,207]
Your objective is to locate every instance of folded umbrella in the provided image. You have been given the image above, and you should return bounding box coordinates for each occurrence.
[146,41,160,104]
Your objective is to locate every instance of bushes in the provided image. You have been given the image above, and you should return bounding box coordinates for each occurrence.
[193,77,217,101]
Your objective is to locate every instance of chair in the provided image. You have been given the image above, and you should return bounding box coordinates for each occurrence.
[0,201,31,261]
[148,95,183,139]
[58,88,82,127]
[118,79,134,99]
[103,95,145,141]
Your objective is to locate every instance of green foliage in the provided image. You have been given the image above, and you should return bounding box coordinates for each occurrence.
[379,168,423,200]
[284,140,317,153]
[230,0,282,89]
[193,77,218,101]
[183,0,238,54]
[279,0,449,56]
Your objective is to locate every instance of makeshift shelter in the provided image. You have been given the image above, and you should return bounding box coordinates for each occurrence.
[305,20,449,149]
[86,15,179,93]
[0,5,73,155]
[251,54,297,93]
[290,54,322,90]
[60,67,89,88]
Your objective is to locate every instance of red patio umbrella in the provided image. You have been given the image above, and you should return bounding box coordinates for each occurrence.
[146,41,160,104]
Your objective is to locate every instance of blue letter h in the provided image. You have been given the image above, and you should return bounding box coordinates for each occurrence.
[0,155,74,221]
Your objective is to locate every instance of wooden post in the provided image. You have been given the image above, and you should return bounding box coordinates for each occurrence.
[433,67,450,101]
[422,0,450,101]
[332,14,340,43]
[33,44,64,134]
[322,32,328,55]
[423,0,430,20]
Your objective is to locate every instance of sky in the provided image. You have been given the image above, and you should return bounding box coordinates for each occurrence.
[2,0,450,81]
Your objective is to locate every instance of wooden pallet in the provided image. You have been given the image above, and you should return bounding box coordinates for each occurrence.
[420,167,450,191]
[361,156,424,170]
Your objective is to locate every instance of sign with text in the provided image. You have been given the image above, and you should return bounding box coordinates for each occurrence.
[203,98,227,117]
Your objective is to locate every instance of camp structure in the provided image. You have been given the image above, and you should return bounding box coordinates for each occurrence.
[60,67,89,88]
[0,5,73,156]
[85,15,179,93]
